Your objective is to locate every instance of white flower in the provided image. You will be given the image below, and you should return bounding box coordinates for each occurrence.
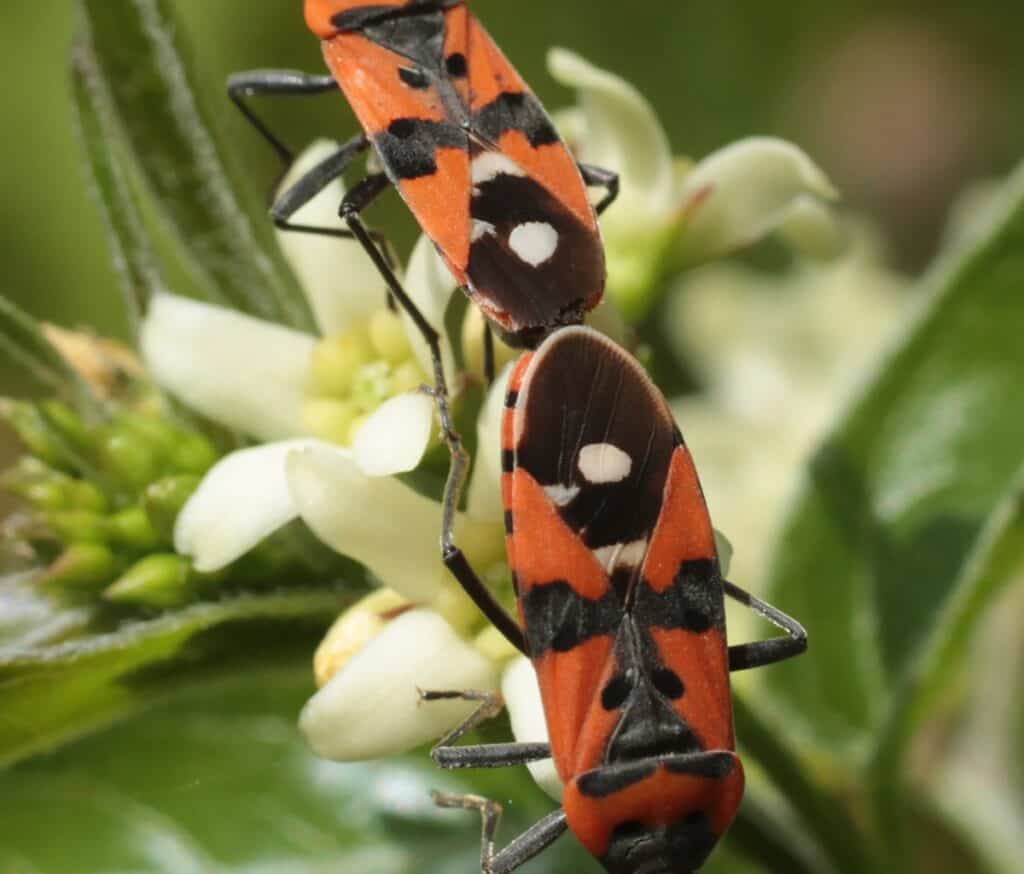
[548,48,844,317]
[301,608,500,761]
[669,226,910,590]
[140,140,456,469]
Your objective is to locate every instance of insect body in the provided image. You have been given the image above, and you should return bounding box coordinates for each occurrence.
[429,327,807,873]
[229,0,620,592]
[231,0,616,347]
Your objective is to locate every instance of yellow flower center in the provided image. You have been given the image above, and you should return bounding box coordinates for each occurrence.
[303,310,428,445]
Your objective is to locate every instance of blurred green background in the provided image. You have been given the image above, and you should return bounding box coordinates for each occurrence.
[2,3,1024,873]
[4,0,1024,343]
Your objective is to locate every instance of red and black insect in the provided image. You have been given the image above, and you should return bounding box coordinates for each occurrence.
[426,327,807,873]
[229,0,619,581]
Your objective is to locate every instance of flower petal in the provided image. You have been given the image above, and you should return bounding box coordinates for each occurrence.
[175,439,322,572]
[466,363,513,521]
[352,390,435,476]
[503,656,563,801]
[401,234,457,382]
[276,140,386,336]
[141,293,315,441]
[547,48,675,220]
[286,443,445,601]
[676,137,842,266]
[300,608,500,761]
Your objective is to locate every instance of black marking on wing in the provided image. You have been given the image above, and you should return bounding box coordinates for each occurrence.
[603,619,703,763]
[468,173,604,344]
[361,7,448,70]
[445,52,468,77]
[374,118,465,180]
[576,760,657,798]
[332,1,462,34]
[633,559,726,634]
[521,580,621,655]
[514,330,679,548]
[475,92,560,148]
[603,815,720,874]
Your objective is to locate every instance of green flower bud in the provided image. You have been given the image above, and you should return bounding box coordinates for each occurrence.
[368,309,411,365]
[0,400,74,470]
[310,334,373,397]
[143,475,201,541]
[167,430,219,475]
[96,429,161,492]
[106,506,162,551]
[103,554,194,608]
[66,480,109,513]
[39,543,118,593]
[45,510,108,543]
[38,400,91,453]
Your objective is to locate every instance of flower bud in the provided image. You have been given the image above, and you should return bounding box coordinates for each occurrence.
[143,474,201,541]
[45,510,108,543]
[0,400,74,470]
[106,506,163,550]
[39,542,118,593]
[460,307,518,382]
[96,428,161,492]
[167,430,219,476]
[103,554,194,608]
[38,400,91,453]
[300,608,499,761]
[313,588,411,687]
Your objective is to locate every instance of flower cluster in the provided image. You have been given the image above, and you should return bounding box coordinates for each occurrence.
[3,49,848,795]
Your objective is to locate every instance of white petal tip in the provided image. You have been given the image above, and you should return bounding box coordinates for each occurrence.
[354,392,435,476]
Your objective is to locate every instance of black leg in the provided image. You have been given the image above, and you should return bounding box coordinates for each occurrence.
[339,180,471,532]
[431,794,568,874]
[422,688,549,769]
[443,549,527,654]
[227,69,338,165]
[578,162,620,215]
[269,136,400,272]
[723,580,808,672]
[483,321,496,384]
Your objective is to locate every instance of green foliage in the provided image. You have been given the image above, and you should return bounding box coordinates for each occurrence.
[0,0,1020,871]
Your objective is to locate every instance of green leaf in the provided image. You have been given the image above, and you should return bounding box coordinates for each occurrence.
[0,661,599,873]
[70,37,165,339]
[0,295,101,415]
[733,694,878,874]
[76,0,314,331]
[760,160,1024,760]
[0,585,350,767]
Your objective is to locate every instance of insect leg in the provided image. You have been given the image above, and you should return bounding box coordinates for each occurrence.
[422,689,548,769]
[227,69,338,165]
[340,180,472,544]
[483,322,496,384]
[723,580,808,672]
[442,548,527,655]
[431,794,568,874]
[578,162,621,215]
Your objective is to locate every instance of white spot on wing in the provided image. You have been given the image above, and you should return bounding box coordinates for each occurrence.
[471,152,524,185]
[578,442,632,484]
[508,222,559,267]
[544,483,580,507]
[593,539,648,573]
[471,219,496,242]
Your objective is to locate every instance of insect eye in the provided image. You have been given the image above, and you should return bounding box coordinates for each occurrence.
[601,673,632,710]
[651,667,685,700]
